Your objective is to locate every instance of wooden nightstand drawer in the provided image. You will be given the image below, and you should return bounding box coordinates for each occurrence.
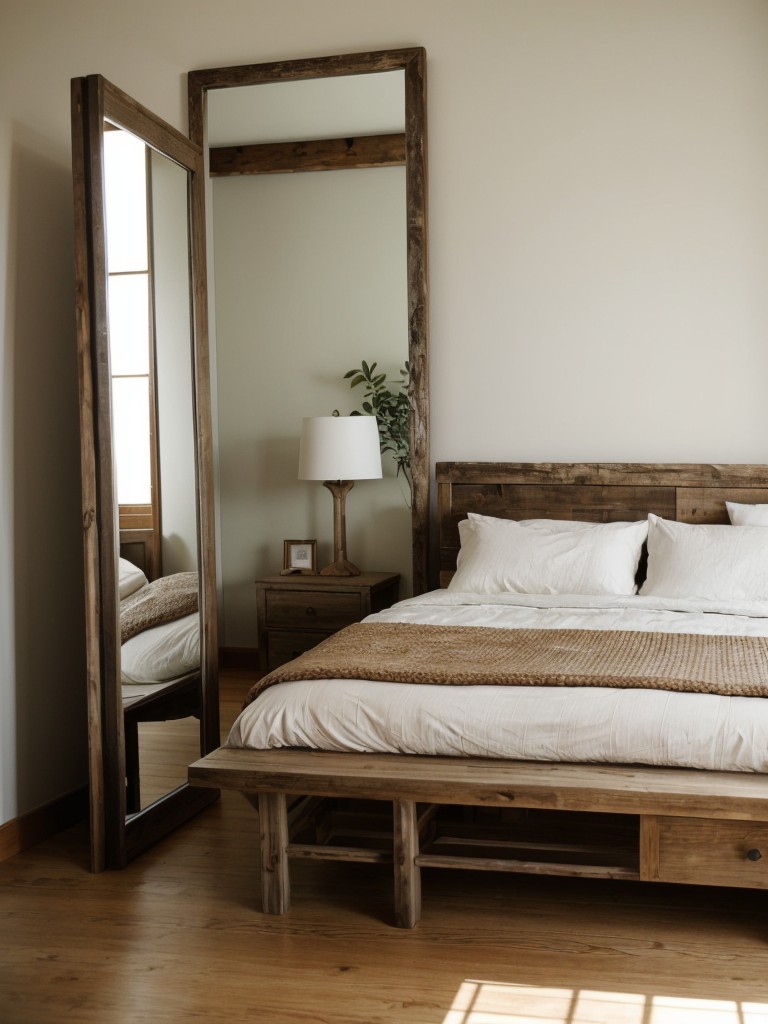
[255,572,400,672]
[265,590,361,631]
[656,816,768,889]
[266,630,332,670]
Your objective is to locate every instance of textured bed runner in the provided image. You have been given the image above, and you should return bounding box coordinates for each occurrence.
[244,621,768,707]
[121,572,198,643]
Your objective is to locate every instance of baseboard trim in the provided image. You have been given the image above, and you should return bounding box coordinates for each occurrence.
[219,646,259,671]
[0,785,89,863]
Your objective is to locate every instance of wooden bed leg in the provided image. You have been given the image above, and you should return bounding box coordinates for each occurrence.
[393,799,421,928]
[258,792,290,915]
[639,815,661,881]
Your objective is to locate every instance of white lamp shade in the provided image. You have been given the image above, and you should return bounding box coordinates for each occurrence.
[298,415,382,481]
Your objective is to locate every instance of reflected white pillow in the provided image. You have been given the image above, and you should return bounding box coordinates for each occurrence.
[641,514,768,601]
[121,613,199,683]
[449,516,647,596]
[726,502,768,527]
[119,557,148,600]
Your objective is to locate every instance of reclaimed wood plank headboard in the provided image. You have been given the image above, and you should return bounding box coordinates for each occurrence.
[436,462,768,588]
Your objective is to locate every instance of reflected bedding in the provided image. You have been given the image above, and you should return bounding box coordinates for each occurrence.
[121,612,200,684]
[118,558,200,684]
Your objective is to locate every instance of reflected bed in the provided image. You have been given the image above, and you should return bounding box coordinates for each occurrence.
[119,558,201,813]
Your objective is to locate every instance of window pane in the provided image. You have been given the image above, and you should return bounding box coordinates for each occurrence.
[108,274,150,375]
[104,128,148,273]
[112,377,151,504]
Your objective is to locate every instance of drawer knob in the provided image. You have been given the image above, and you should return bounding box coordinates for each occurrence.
[305,606,316,616]
[746,848,763,862]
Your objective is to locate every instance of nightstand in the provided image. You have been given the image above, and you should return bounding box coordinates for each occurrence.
[255,571,401,672]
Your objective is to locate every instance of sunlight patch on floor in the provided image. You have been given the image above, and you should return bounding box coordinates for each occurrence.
[442,981,768,1024]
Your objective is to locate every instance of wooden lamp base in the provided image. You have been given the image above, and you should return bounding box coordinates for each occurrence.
[319,480,361,576]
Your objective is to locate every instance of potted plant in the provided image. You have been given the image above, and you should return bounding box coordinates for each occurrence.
[343,360,411,506]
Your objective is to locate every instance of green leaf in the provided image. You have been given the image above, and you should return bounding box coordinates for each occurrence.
[339,356,412,504]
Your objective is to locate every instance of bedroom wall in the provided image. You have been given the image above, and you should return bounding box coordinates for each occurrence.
[212,168,410,647]
[1,0,767,828]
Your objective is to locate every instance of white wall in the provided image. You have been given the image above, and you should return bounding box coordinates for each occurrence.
[2,0,768,827]
[212,167,410,646]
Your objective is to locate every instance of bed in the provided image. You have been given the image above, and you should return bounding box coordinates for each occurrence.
[190,462,768,926]
[119,556,202,813]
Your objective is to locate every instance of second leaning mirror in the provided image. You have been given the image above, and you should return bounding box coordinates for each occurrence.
[188,48,429,664]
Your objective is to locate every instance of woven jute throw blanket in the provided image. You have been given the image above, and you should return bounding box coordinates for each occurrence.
[244,620,768,707]
[120,572,198,644]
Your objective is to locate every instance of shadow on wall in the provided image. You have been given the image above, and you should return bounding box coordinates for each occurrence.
[10,121,88,817]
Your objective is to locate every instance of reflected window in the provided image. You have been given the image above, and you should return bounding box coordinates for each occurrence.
[104,128,158,545]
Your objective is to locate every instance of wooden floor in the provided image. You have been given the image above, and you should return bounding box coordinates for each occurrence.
[2,671,768,1024]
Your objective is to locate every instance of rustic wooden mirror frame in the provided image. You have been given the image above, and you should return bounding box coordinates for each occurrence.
[71,75,220,870]
[188,47,430,594]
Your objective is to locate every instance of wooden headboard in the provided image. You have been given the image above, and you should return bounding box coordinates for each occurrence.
[436,462,768,588]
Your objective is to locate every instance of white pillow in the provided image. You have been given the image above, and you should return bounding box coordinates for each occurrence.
[641,514,768,601]
[471,513,635,533]
[518,517,636,532]
[119,557,148,600]
[448,516,648,596]
[726,501,768,527]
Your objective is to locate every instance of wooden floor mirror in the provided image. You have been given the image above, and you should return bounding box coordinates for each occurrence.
[188,47,430,597]
[71,75,219,870]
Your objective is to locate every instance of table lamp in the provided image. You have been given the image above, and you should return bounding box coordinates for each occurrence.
[298,414,382,576]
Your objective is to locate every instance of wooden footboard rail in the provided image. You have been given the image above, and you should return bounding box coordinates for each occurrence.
[189,748,768,927]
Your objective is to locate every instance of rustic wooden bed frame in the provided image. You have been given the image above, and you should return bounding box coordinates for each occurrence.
[190,462,768,927]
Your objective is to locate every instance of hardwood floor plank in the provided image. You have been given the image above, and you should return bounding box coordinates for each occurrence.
[2,671,768,1022]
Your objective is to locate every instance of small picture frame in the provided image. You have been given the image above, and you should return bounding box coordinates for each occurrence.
[281,539,317,575]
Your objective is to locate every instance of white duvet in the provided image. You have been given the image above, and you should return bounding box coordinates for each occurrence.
[228,591,768,772]
[121,612,200,685]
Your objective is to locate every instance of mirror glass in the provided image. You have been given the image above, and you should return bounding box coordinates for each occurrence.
[208,72,409,647]
[189,49,429,662]
[104,128,202,814]
[72,75,219,870]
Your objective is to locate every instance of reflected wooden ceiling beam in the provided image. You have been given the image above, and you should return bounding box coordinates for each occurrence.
[209,132,406,175]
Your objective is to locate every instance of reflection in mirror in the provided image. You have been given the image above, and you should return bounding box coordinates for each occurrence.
[105,128,201,814]
[188,49,429,663]
[209,72,408,646]
[72,75,218,871]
